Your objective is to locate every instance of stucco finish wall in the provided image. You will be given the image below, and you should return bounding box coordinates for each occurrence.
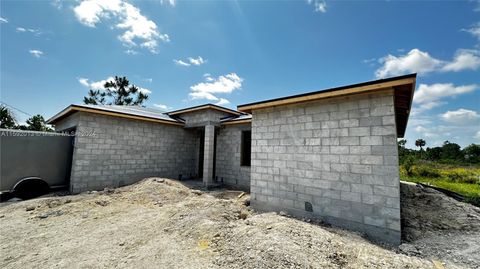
[249,90,401,245]
[216,123,251,190]
[55,112,198,193]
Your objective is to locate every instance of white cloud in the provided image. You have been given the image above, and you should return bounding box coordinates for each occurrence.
[51,0,63,10]
[153,104,171,111]
[363,58,376,64]
[173,56,206,67]
[173,59,191,66]
[73,0,169,53]
[375,49,443,78]
[189,91,219,101]
[441,109,480,124]
[441,49,480,72]
[474,131,480,140]
[0,17,8,23]
[307,0,327,13]
[414,83,478,105]
[137,87,152,94]
[78,77,90,87]
[215,98,230,106]
[409,117,433,127]
[407,117,480,148]
[375,48,480,78]
[91,77,115,90]
[78,76,152,94]
[413,125,439,138]
[314,1,327,13]
[191,73,242,94]
[189,73,243,103]
[188,56,205,66]
[463,23,480,40]
[16,27,42,36]
[144,78,153,83]
[29,50,44,58]
[160,0,176,7]
[125,49,138,55]
[414,125,429,133]
[74,0,122,27]
[203,73,214,82]
[411,83,478,116]
[411,100,446,116]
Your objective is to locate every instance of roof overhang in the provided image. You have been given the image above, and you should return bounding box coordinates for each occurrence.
[237,74,416,138]
[221,119,252,125]
[47,105,184,126]
[166,104,242,116]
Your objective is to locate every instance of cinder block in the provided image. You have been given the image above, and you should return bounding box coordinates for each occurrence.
[340,137,359,145]
[349,127,370,136]
[360,136,383,146]
[330,146,349,154]
[351,183,373,194]
[364,216,386,228]
[339,119,359,128]
[361,156,383,165]
[341,191,361,202]
[371,126,396,136]
[350,164,372,174]
[373,185,399,198]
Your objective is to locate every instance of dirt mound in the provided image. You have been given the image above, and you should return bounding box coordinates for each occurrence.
[400,182,480,268]
[401,182,480,241]
[0,178,474,269]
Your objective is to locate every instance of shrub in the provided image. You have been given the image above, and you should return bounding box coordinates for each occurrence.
[411,165,441,178]
[402,155,416,176]
[441,169,480,184]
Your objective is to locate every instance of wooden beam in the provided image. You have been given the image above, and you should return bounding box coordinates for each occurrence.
[238,77,415,113]
[221,119,252,125]
[167,105,242,116]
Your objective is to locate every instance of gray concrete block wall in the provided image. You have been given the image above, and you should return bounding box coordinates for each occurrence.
[178,110,231,127]
[203,124,215,185]
[55,112,198,193]
[249,90,401,245]
[216,123,251,190]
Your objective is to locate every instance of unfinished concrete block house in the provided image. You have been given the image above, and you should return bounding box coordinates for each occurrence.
[47,74,416,244]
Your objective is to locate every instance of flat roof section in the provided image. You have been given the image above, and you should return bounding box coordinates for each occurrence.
[237,74,416,138]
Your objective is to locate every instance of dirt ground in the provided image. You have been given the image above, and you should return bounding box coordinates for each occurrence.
[1,178,479,269]
[400,182,480,268]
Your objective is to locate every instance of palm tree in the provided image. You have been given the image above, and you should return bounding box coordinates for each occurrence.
[415,139,426,151]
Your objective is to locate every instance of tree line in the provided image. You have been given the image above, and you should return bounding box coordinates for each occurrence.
[398,139,480,164]
[0,106,53,132]
[1,76,149,132]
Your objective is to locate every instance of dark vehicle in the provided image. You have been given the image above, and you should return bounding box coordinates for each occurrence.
[0,129,74,200]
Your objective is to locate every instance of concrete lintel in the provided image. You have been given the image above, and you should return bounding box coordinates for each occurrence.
[184,121,221,128]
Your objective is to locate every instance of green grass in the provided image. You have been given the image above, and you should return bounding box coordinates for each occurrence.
[402,176,480,197]
[400,163,480,207]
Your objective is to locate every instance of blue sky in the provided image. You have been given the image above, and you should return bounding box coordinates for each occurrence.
[1,0,479,148]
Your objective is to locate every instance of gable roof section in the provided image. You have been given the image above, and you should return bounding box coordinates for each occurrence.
[237,74,416,138]
[47,104,184,126]
[166,103,243,116]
